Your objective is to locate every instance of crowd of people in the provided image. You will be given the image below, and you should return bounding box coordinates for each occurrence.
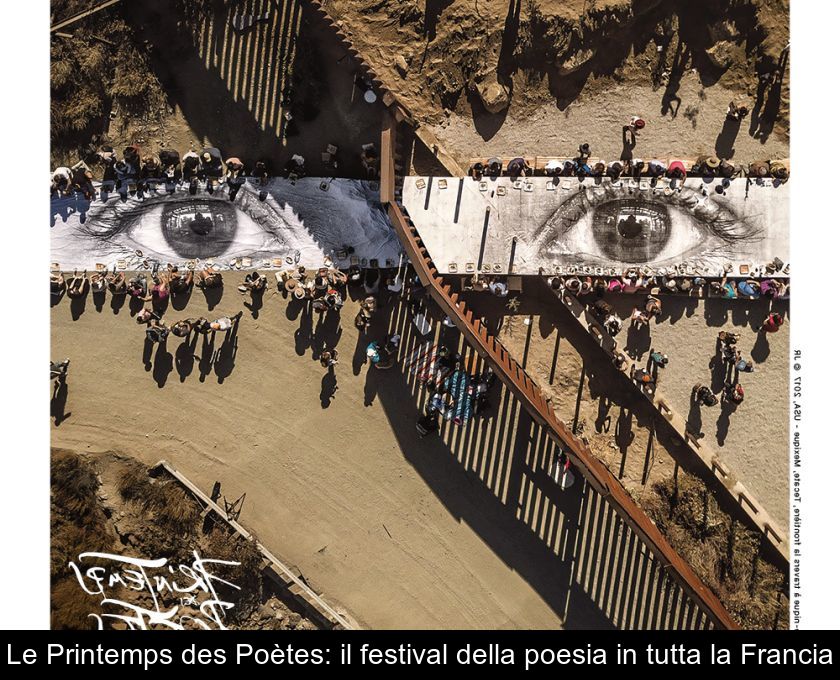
[468,118,789,184]
[51,142,382,202]
[545,269,789,302]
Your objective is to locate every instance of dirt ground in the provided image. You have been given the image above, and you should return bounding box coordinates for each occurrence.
[481,288,790,527]
[50,449,321,629]
[52,0,386,177]
[51,277,720,629]
[326,0,789,167]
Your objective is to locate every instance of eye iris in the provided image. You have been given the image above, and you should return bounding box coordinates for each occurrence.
[161,202,238,258]
[593,199,671,263]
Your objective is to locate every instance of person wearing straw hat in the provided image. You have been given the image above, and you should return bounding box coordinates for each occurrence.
[701,155,721,176]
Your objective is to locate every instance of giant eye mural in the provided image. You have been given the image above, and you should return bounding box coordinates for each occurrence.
[533,183,763,271]
[401,177,788,276]
[50,178,401,269]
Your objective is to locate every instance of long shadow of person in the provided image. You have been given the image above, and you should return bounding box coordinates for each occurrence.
[128,295,145,317]
[615,407,635,478]
[749,55,774,137]
[595,394,612,433]
[201,284,224,311]
[756,48,788,142]
[198,333,215,382]
[320,369,338,408]
[620,126,636,161]
[624,322,651,360]
[312,310,341,360]
[92,288,107,313]
[295,306,313,356]
[708,345,728,393]
[70,293,88,320]
[142,336,155,370]
[245,288,264,319]
[716,400,737,446]
[714,115,741,160]
[110,292,126,315]
[352,327,369,376]
[363,363,379,406]
[51,381,71,426]
[751,329,771,363]
[175,332,200,382]
[686,394,703,436]
[171,287,193,312]
[214,320,241,383]
[152,340,173,387]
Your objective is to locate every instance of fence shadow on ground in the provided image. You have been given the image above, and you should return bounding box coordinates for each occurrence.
[364,286,712,630]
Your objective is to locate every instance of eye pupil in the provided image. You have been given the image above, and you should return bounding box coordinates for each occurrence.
[594,199,671,263]
[189,214,214,236]
[617,214,644,239]
[163,201,238,259]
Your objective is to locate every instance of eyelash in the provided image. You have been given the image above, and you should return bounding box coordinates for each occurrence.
[539,186,752,244]
[78,191,282,239]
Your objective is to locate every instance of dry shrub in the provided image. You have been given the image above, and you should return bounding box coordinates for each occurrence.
[50,449,115,629]
[51,577,101,630]
[149,483,200,536]
[203,526,265,623]
[117,463,199,536]
[641,473,788,630]
[51,450,102,525]
[51,2,165,156]
[117,463,151,502]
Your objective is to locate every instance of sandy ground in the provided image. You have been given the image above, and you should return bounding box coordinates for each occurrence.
[51,277,713,630]
[472,287,790,527]
[430,81,789,169]
[327,0,790,170]
[55,0,386,177]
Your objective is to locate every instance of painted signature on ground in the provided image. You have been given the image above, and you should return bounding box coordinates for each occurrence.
[68,551,241,629]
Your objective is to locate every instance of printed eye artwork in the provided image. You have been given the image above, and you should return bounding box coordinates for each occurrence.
[534,183,762,270]
[77,189,290,261]
[49,179,402,269]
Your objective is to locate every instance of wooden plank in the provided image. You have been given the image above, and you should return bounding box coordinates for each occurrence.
[51,0,123,33]
[380,110,397,202]
[414,125,464,178]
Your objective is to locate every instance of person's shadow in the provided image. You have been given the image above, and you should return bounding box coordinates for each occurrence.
[198,333,216,382]
[214,321,241,383]
[245,288,264,319]
[716,400,737,445]
[295,308,313,356]
[625,322,651,360]
[175,333,200,382]
[686,394,703,436]
[110,293,126,315]
[620,126,636,161]
[152,341,173,387]
[51,381,71,425]
[751,330,771,363]
[714,116,741,160]
[320,369,338,408]
[70,293,88,320]
[363,364,379,406]
[201,284,224,311]
[92,288,107,312]
[171,287,193,312]
[352,327,370,376]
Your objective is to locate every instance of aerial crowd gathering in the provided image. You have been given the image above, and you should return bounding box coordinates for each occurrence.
[50,104,789,442]
[50,247,496,437]
[50,142,380,201]
[468,114,790,185]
